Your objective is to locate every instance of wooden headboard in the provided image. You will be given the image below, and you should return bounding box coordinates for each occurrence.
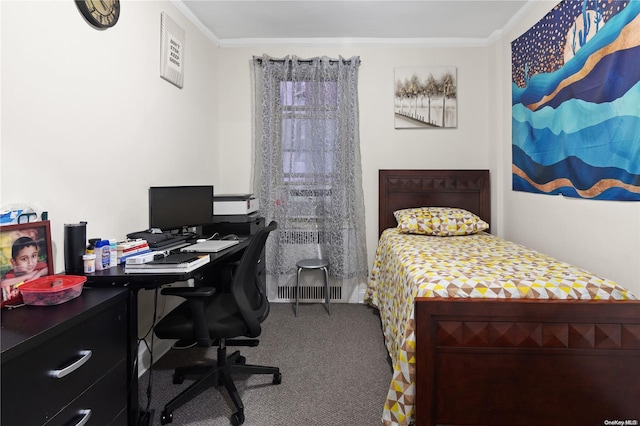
[378,169,491,235]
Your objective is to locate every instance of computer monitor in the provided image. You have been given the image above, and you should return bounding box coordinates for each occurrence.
[149,185,214,232]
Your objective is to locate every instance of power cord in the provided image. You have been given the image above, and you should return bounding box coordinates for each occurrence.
[136,287,160,426]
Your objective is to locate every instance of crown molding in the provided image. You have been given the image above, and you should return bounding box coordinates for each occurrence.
[169,0,220,45]
[171,0,539,49]
[217,37,493,48]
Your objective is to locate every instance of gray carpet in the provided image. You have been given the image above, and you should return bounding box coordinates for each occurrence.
[139,302,393,425]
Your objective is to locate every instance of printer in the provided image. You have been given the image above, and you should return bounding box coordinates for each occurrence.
[213,194,259,216]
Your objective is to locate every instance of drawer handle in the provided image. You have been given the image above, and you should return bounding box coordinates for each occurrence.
[74,409,92,426]
[50,350,92,378]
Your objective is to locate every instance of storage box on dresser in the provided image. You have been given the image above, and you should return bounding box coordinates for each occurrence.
[1,287,128,426]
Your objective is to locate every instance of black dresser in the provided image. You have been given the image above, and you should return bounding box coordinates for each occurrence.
[1,287,128,426]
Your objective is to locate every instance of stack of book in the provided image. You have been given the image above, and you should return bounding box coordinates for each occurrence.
[117,239,151,264]
[124,253,210,274]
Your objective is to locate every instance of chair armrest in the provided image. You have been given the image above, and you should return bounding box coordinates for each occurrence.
[161,286,216,298]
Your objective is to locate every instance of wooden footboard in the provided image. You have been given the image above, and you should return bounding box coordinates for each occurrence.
[414,299,640,426]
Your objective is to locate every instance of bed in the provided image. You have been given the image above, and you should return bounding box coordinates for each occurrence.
[366,169,640,426]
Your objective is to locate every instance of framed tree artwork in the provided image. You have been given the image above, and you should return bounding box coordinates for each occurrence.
[394,66,457,129]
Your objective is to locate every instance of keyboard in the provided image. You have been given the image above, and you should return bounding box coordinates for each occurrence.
[126,230,192,250]
[151,235,191,250]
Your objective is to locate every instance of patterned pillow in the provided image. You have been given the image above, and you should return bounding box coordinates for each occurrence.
[394,207,489,236]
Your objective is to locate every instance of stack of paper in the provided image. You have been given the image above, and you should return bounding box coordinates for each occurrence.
[117,239,151,264]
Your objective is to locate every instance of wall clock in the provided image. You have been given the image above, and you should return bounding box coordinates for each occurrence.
[76,0,120,29]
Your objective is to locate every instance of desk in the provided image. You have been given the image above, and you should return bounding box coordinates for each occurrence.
[83,238,250,426]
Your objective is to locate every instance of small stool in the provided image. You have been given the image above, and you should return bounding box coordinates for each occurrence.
[295,258,330,317]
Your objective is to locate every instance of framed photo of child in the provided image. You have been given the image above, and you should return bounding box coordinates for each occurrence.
[0,220,53,307]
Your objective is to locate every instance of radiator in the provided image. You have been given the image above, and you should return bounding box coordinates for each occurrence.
[276,283,342,301]
[267,226,349,302]
[280,228,343,245]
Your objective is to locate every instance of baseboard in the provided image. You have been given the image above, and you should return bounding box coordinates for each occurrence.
[137,338,175,378]
[357,287,366,303]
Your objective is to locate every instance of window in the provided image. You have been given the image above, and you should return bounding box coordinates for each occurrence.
[281,80,335,219]
[252,55,368,281]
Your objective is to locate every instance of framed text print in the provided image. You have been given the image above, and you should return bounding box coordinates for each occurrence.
[160,12,185,88]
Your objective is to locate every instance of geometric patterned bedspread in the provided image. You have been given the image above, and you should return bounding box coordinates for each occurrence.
[364,228,637,426]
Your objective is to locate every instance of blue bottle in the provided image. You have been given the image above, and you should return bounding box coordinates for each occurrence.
[95,240,111,271]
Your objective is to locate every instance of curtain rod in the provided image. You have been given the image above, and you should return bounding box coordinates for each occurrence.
[253,57,360,65]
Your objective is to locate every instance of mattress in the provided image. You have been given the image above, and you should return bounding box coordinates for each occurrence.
[365,228,637,426]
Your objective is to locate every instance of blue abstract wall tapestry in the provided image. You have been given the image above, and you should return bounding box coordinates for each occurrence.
[511,0,640,201]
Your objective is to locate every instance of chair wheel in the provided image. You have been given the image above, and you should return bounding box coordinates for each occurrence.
[231,411,245,425]
[273,372,282,385]
[160,411,173,424]
[235,355,246,365]
[172,373,184,384]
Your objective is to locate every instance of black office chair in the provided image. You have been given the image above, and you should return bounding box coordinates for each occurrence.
[154,221,280,425]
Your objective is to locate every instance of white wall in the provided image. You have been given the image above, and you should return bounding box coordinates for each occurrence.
[1,0,220,369]
[495,2,640,296]
[2,0,219,270]
[215,45,493,291]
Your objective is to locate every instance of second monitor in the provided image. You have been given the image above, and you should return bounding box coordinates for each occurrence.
[149,185,214,233]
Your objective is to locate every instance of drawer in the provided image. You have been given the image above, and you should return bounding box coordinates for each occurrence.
[43,359,128,426]
[1,301,127,426]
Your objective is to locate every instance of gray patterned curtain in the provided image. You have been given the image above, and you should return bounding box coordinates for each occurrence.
[252,55,368,289]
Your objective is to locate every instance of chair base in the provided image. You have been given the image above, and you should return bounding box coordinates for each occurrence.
[159,345,281,425]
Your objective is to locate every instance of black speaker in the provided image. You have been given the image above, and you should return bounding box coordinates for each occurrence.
[64,222,87,273]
